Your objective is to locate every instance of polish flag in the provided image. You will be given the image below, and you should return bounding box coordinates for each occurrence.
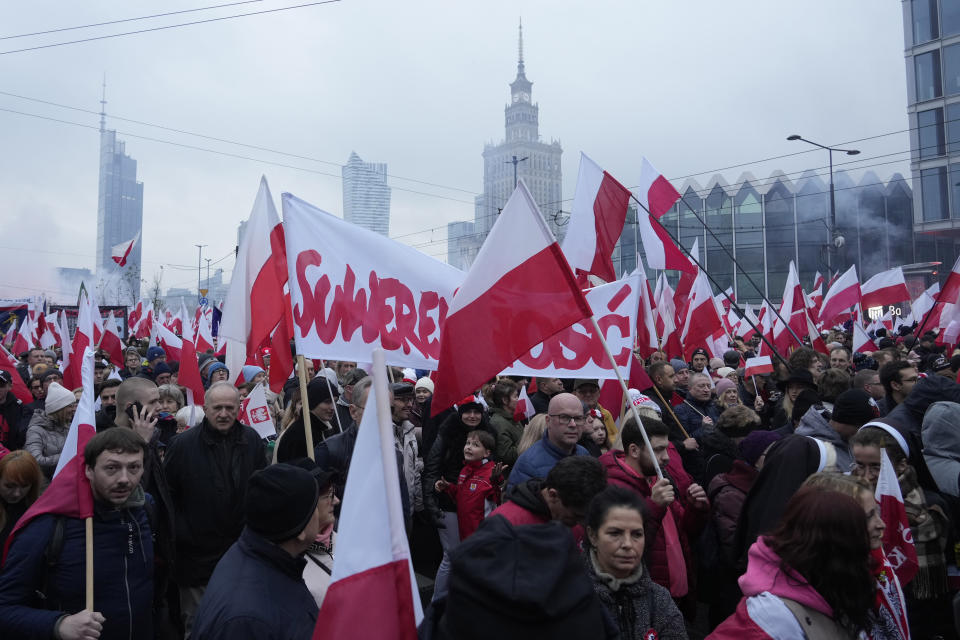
[938,254,960,306]
[11,315,33,356]
[238,383,276,438]
[431,180,592,414]
[0,344,33,404]
[912,289,944,334]
[743,356,774,378]
[810,271,824,308]
[680,269,724,360]
[4,346,96,560]
[62,296,94,390]
[874,448,919,585]
[818,265,861,328]
[861,267,910,311]
[636,157,681,219]
[715,286,735,313]
[178,338,205,407]
[58,310,72,377]
[654,275,682,358]
[111,231,140,267]
[156,322,184,363]
[513,384,536,422]
[852,322,878,354]
[43,311,62,348]
[634,263,659,359]
[100,312,126,368]
[314,360,422,640]
[37,313,57,350]
[637,208,693,273]
[133,303,154,340]
[773,261,806,353]
[195,311,216,355]
[128,299,143,334]
[561,153,632,284]
[739,303,759,341]
[672,239,699,320]
[87,289,104,344]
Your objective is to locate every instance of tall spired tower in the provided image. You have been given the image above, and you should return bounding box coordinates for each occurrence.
[447,21,563,269]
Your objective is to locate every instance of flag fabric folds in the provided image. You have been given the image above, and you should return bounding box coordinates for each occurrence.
[636,157,681,219]
[818,265,861,329]
[561,153,632,284]
[874,448,919,586]
[743,356,774,378]
[111,231,140,267]
[861,267,910,311]
[432,180,592,414]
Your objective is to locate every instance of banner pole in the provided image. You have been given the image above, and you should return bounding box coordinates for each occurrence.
[296,355,315,460]
[590,317,663,479]
[85,517,94,609]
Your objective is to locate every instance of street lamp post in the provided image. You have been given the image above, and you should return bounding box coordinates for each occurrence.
[786,135,859,270]
[505,154,529,189]
[195,244,206,304]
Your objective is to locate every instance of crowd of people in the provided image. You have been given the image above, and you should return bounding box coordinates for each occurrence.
[0,323,957,638]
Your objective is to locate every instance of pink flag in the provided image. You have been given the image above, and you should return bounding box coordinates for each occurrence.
[875,448,919,585]
[314,360,422,640]
[4,346,96,561]
[861,267,910,311]
[743,356,774,378]
[111,231,140,267]
[818,265,861,329]
[636,157,681,219]
[431,180,592,414]
[561,153,632,284]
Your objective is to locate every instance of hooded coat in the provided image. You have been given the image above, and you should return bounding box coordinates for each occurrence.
[793,406,852,473]
[488,478,551,526]
[23,409,68,478]
[922,401,960,497]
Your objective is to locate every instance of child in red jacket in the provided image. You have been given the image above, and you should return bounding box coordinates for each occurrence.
[434,430,507,540]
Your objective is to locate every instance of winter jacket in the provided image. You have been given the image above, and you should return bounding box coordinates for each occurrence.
[23,409,68,478]
[709,537,852,639]
[191,527,318,640]
[163,418,267,586]
[0,490,154,640]
[303,529,335,608]
[585,549,687,640]
[423,413,498,516]
[922,401,960,497]
[793,405,851,472]
[488,478,551,526]
[599,449,706,597]
[528,390,552,415]
[397,419,422,515]
[674,397,720,440]
[444,459,502,539]
[650,389,707,482]
[489,406,523,467]
[0,391,29,450]
[506,431,589,491]
[275,415,340,463]
[707,461,757,566]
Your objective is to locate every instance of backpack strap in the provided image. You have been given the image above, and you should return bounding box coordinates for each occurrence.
[37,516,65,604]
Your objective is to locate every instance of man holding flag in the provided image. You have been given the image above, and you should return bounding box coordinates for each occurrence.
[0,347,155,640]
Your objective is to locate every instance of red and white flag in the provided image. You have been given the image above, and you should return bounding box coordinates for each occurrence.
[810,271,824,308]
[513,384,536,422]
[62,296,94,391]
[100,311,126,369]
[4,346,96,560]
[636,157,681,219]
[11,315,33,356]
[861,267,910,311]
[938,254,960,306]
[431,180,592,414]
[132,303,154,340]
[128,299,144,334]
[314,364,422,640]
[237,383,276,438]
[195,309,216,355]
[680,269,724,360]
[743,356,774,378]
[111,231,140,267]
[221,177,294,391]
[178,338,205,407]
[561,153,632,284]
[156,322,185,363]
[654,275,682,358]
[852,322,878,354]
[773,261,806,354]
[0,344,33,404]
[636,209,692,273]
[874,447,919,585]
[818,265,861,329]
[634,263,659,360]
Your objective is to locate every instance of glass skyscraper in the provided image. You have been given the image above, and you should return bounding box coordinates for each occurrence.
[342,151,391,237]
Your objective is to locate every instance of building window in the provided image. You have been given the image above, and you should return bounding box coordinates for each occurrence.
[945,44,960,95]
[951,164,960,218]
[948,103,960,153]
[913,0,940,43]
[921,166,949,220]
[916,50,943,102]
[918,107,945,158]
[944,0,960,36]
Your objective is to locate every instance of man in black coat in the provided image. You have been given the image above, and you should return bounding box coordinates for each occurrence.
[163,382,266,638]
[0,370,30,450]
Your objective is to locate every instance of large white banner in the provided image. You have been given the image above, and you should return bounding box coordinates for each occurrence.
[283,191,638,378]
[501,273,639,380]
[283,193,464,369]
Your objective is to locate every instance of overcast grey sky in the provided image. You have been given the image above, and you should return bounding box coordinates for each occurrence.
[0,1,909,303]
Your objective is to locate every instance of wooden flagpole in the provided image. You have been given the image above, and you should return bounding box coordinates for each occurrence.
[296,355,315,460]
[85,518,93,609]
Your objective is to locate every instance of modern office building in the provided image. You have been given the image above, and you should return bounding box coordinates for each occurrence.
[95,91,144,302]
[903,0,960,264]
[448,21,563,270]
[610,170,913,304]
[342,151,391,236]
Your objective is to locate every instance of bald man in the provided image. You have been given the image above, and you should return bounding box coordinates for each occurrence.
[506,392,591,491]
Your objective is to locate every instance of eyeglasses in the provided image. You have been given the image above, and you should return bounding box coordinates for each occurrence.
[899,376,919,383]
[549,413,586,425]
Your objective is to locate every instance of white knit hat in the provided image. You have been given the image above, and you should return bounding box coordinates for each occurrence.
[415,377,434,393]
[45,382,77,414]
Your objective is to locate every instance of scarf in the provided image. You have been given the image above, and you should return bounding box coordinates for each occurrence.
[899,466,948,600]
[649,476,688,597]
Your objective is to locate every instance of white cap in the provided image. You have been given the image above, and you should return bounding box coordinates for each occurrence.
[45,382,77,414]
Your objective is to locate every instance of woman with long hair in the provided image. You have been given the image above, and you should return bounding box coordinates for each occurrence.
[584,486,687,640]
[488,379,523,467]
[710,485,877,638]
[516,413,547,455]
[0,450,43,549]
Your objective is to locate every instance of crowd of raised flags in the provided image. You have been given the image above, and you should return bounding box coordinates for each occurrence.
[0,151,958,639]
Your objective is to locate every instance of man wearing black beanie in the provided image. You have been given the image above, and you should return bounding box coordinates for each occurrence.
[191,463,322,640]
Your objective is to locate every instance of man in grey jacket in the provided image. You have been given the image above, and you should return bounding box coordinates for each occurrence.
[794,389,878,473]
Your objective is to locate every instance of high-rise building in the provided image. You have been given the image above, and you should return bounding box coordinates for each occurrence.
[95,86,144,302]
[902,0,960,266]
[342,151,391,236]
[448,21,563,269]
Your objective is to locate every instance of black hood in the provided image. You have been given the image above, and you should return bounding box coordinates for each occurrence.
[506,479,551,520]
